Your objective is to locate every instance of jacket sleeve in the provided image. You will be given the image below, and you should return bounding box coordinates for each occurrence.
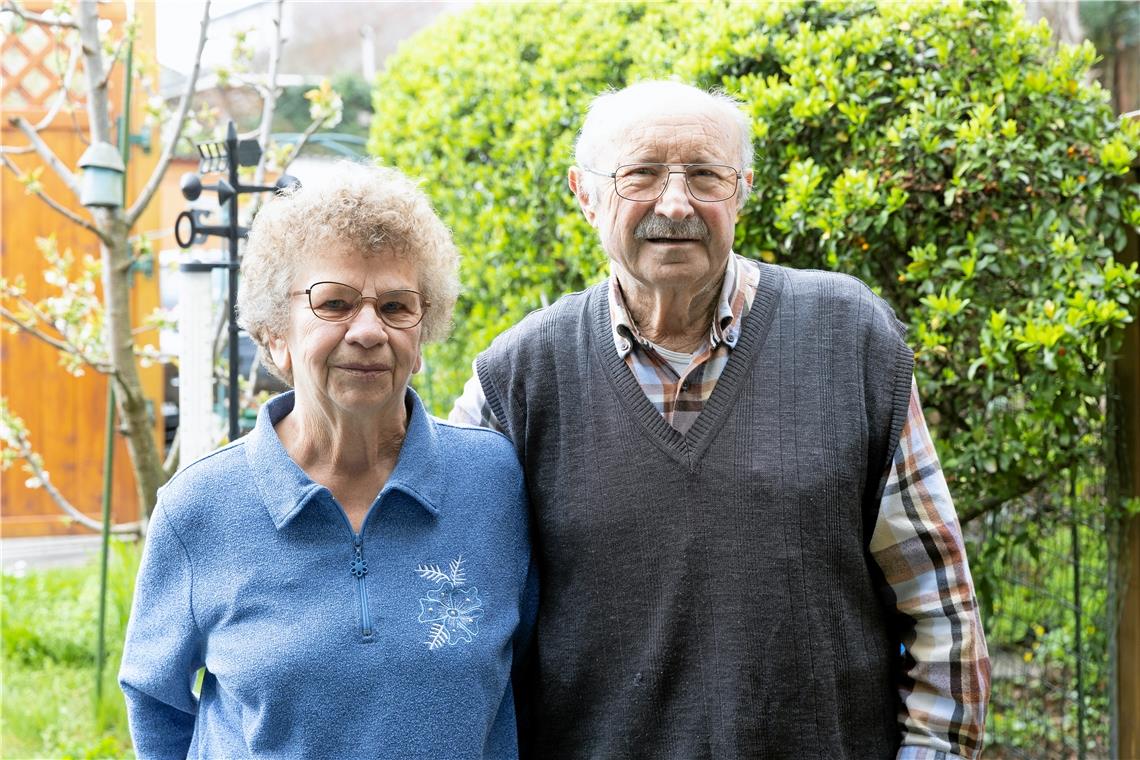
[119,500,204,759]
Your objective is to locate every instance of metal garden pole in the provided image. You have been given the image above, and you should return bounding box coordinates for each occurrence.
[174,122,298,442]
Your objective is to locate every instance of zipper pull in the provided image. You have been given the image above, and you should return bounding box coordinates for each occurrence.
[350,537,368,579]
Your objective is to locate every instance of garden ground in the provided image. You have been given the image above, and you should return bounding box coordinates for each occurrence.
[1,539,138,759]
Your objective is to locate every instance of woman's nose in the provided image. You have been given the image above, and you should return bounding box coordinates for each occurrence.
[343,304,390,347]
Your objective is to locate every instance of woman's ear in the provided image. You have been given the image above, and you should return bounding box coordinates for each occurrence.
[267,334,291,376]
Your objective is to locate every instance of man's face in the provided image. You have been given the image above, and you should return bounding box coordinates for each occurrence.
[571,108,752,300]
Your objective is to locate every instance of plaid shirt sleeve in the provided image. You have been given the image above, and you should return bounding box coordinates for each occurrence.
[447,360,507,433]
[871,379,991,760]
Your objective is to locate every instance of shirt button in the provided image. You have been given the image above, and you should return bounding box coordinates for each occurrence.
[681,381,691,392]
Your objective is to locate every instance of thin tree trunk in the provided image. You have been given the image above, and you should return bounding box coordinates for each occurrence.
[79,1,164,515]
[1024,0,1084,47]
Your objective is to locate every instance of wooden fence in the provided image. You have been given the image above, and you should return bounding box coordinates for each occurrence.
[1,1,164,536]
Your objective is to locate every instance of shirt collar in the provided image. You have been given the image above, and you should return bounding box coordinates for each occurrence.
[608,252,750,358]
[246,388,445,531]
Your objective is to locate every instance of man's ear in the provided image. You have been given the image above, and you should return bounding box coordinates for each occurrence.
[568,167,598,227]
[737,168,755,216]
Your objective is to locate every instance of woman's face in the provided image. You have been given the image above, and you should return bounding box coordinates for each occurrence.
[268,245,424,422]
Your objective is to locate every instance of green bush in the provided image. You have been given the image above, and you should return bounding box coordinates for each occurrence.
[2,540,139,667]
[371,0,1139,524]
[1,541,141,759]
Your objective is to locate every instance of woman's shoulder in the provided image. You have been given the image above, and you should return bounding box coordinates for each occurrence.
[419,416,525,506]
[156,439,254,518]
[430,416,520,468]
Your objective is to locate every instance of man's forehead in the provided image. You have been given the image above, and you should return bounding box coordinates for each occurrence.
[609,111,738,162]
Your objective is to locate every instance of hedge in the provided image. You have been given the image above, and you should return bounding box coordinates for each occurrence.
[369,0,1140,523]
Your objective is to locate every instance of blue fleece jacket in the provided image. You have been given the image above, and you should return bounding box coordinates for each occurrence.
[119,389,536,759]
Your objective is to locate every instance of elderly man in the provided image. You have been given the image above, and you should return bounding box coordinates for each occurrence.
[451,80,989,759]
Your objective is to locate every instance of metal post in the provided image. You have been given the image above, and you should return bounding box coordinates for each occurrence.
[225,122,240,441]
[1070,472,1086,759]
[95,385,114,708]
[177,122,298,442]
[178,262,218,464]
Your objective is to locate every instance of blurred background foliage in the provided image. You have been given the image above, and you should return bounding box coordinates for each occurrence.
[1,542,140,758]
[371,0,1138,527]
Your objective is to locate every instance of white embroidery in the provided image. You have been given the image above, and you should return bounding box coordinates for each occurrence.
[416,556,484,650]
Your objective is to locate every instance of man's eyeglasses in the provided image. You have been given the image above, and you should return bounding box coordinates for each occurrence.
[289,281,430,328]
[581,163,743,203]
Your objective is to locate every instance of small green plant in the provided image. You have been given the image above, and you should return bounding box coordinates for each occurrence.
[1,541,141,759]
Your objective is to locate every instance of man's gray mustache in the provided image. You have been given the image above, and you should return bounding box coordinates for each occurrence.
[634,215,709,241]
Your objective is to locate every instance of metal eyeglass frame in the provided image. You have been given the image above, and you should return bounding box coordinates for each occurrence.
[580,163,744,203]
[289,282,431,328]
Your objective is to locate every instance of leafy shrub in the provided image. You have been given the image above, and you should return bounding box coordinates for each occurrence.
[370,0,1139,524]
[1,540,140,667]
[1,541,141,758]
[3,566,99,667]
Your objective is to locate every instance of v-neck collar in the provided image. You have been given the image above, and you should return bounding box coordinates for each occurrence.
[589,262,785,471]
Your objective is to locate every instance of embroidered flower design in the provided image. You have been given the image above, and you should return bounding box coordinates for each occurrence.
[416,556,483,650]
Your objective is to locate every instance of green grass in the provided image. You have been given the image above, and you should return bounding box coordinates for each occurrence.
[1,539,140,759]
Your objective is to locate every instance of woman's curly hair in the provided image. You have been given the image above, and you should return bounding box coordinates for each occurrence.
[238,161,460,384]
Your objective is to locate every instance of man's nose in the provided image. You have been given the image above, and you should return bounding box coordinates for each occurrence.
[654,172,695,219]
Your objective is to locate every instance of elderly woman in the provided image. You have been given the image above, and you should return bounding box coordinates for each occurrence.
[119,163,536,758]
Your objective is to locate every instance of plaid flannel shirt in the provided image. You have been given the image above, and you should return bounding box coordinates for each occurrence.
[450,254,990,758]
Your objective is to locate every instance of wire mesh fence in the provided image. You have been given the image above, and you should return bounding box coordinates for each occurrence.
[977,479,1116,759]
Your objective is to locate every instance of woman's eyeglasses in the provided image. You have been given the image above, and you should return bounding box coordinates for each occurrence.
[289,281,430,328]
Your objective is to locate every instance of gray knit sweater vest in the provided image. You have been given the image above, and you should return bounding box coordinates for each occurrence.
[477,263,914,760]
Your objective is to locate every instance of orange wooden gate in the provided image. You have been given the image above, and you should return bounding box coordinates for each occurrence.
[1,1,164,536]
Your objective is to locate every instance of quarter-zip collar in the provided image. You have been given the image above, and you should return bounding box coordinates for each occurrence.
[246,387,444,531]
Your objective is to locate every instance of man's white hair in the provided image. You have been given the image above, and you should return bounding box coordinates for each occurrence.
[574,80,754,206]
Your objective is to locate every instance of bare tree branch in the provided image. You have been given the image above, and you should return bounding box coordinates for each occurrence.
[0,154,107,241]
[241,347,262,409]
[0,305,115,373]
[252,0,286,189]
[7,117,81,195]
[224,73,271,96]
[10,289,108,365]
[279,115,325,174]
[96,34,126,91]
[0,0,79,29]
[125,0,212,226]
[211,298,228,363]
[163,427,180,479]
[76,1,114,145]
[5,430,140,534]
